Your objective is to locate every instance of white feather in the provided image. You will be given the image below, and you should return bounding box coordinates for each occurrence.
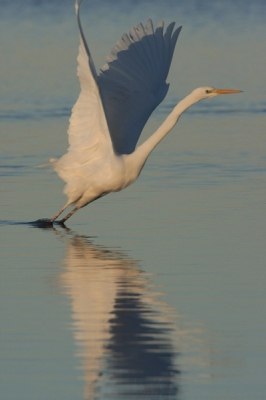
[48,0,241,224]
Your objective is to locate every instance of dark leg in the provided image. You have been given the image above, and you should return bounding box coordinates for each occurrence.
[50,203,69,223]
[59,207,79,224]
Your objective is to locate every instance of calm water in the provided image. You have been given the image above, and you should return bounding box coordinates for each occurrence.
[1,1,266,399]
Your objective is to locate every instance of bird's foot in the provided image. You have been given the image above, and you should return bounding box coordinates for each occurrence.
[31,218,54,229]
[54,219,68,229]
[30,218,68,229]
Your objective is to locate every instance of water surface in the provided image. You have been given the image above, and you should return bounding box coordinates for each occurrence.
[1,1,266,399]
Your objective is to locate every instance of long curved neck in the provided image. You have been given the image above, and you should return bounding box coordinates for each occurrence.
[126,92,201,174]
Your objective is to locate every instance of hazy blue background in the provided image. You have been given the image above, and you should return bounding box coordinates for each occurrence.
[1,0,266,399]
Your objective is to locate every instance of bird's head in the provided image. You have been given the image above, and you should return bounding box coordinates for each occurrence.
[193,86,242,100]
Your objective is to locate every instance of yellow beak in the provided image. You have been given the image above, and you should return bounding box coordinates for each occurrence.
[214,89,243,95]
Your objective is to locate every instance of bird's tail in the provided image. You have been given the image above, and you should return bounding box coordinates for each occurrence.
[37,158,58,169]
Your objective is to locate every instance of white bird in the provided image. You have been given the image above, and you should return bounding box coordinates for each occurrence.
[50,0,241,224]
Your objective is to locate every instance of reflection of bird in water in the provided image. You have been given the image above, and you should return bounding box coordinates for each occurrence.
[58,232,180,399]
[49,0,241,224]
[55,230,208,399]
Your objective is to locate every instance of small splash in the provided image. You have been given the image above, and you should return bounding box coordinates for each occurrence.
[30,219,68,229]
[0,219,67,229]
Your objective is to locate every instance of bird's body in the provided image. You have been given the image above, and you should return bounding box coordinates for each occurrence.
[50,0,241,224]
[53,146,138,208]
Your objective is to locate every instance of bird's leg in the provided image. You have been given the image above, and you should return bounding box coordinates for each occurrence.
[59,207,79,224]
[50,203,69,223]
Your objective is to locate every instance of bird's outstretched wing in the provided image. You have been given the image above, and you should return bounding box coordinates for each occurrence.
[66,1,112,165]
[98,20,182,154]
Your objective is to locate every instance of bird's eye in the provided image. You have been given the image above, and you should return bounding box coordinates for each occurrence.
[205,90,210,94]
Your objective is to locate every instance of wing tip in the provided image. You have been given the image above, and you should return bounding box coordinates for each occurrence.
[75,0,84,14]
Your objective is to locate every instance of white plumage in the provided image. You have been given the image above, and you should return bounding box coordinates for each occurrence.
[49,0,241,224]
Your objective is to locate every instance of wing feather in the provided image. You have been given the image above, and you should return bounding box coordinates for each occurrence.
[65,1,111,163]
[55,3,181,169]
[98,20,182,154]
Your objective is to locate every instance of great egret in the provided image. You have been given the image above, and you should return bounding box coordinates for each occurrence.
[50,0,241,224]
